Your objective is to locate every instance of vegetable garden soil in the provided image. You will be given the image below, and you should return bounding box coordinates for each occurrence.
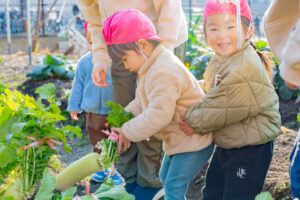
[0,53,299,199]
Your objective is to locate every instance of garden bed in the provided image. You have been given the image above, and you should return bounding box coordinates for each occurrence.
[1,52,299,199]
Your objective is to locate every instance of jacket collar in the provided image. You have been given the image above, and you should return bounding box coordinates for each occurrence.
[138,44,164,77]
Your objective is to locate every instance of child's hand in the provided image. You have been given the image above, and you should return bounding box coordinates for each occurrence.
[111,127,131,153]
[180,116,194,135]
[285,81,298,90]
[70,111,79,121]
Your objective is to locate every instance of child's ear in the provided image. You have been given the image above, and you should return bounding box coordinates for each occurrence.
[246,25,254,40]
[137,39,149,51]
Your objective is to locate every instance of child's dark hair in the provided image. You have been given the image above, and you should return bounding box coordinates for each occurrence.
[203,17,273,82]
[107,40,160,61]
[241,17,273,82]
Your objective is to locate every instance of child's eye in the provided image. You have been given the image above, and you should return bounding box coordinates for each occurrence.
[122,58,127,63]
[210,28,217,31]
[228,26,235,29]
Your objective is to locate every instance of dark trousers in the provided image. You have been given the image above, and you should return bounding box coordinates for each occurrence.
[86,112,108,154]
[203,141,274,200]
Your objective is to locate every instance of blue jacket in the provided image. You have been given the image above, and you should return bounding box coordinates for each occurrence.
[67,52,114,114]
[290,129,300,198]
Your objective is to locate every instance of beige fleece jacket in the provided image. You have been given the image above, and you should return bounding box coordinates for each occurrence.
[264,0,300,86]
[121,45,213,156]
[77,0,188,72]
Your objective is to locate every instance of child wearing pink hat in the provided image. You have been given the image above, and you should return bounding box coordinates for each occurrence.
[180,0,281,199]
[103,9,214,200]
[77,1,188,198]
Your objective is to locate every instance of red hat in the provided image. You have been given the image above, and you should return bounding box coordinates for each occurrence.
[102,9,163,45]
[203,0,253,24]
[84,21,88,35]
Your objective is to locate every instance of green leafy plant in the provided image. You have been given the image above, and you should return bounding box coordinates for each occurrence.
[255,192,274,200]
[0,83,81,199]
[26,54,75,81]
[38,168,134,200]
[255,40,300,100]
[0,58,3,65]
[185,15,213,80]
[99,101,134,169]
[0,83,8,94]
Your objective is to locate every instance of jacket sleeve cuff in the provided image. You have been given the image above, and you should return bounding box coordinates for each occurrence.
[93,56,110,72]
[121,122,142,142]
[67,105,81,112]
[279,61,300,86]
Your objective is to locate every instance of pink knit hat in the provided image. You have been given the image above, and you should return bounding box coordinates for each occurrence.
[102,9,163,45]
[203,0,253,24]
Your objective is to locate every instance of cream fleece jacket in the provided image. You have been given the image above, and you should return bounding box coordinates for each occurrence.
[264,0,300,86]
[121,45,213,156]
[77,0,188,72]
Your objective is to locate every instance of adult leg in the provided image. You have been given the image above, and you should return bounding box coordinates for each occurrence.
[290,129,300,198]
[111,59,137,107]
[111,59,139,184]
[136,136,163,188]
[202,146,225,200]
[222,141,274,200]
[116,143,138,185]
[163,144,214,200]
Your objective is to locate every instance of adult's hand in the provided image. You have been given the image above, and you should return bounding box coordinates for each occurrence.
[285,81,299,90]
[92,65,109,87]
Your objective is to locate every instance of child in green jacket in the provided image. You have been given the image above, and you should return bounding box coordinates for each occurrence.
[180,0,281,199]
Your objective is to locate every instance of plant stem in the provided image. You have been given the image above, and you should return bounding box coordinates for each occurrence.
[29,147,36,189]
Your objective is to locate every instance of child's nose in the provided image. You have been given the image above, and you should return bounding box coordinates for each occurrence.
[216,30,226,39]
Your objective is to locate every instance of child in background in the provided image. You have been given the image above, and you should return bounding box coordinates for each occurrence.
[180,0,281,199]
[67,22,121,184]
[103,9,214,200]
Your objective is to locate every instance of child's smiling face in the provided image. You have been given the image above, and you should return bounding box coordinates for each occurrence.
[205,14,247,56]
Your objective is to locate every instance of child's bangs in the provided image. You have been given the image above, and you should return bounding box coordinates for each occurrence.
[107,43,139,61]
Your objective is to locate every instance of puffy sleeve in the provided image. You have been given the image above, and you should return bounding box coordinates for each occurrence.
[185,71,277,135]
[77,0,110,72]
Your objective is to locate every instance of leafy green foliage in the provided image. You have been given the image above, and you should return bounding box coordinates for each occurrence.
[0,83,81,198]
[26,54,75,81]
[99,101,134,169]
[0,83,8,94]
[255,40,300,100]
[33,169,134,200]
[185,15,213,80]
[255,192,274,200]
[34,168,57,200]
[106,101,134,128]
[0,58,2,65]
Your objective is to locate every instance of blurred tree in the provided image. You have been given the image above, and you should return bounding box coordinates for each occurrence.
[32,0,58,52]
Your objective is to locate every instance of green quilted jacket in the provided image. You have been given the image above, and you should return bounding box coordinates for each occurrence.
[185,42,282,149]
